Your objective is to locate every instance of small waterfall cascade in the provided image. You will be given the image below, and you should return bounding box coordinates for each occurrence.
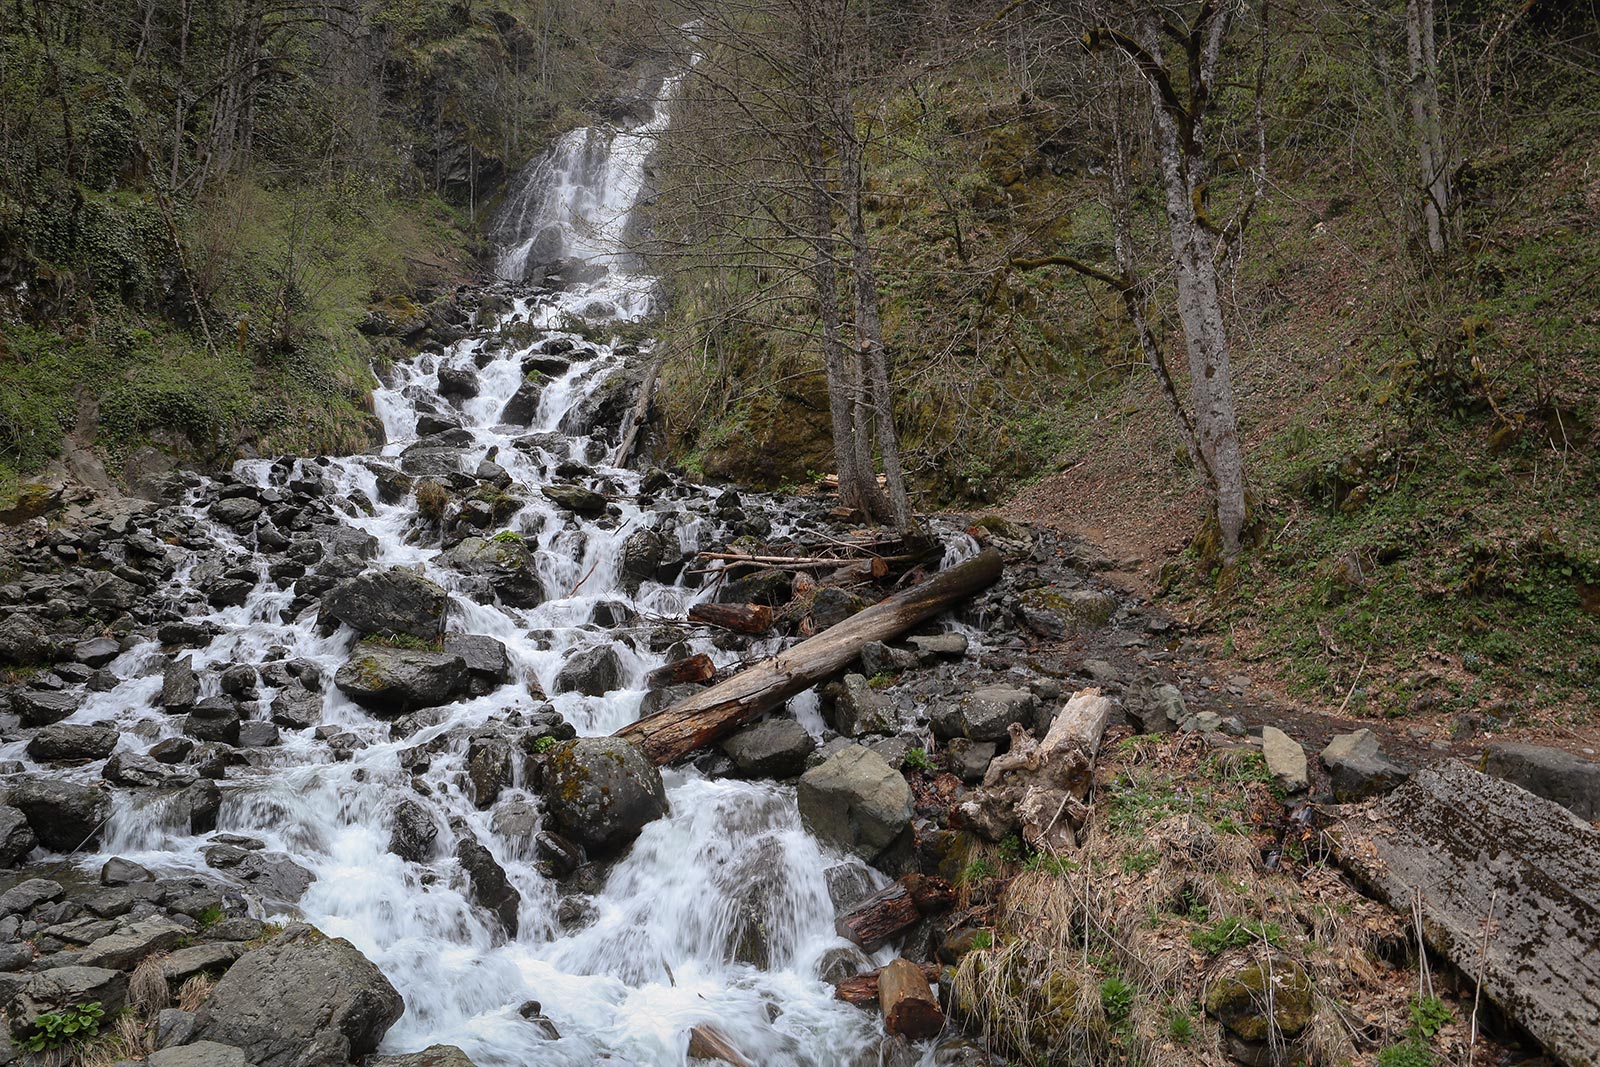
[0,51,969,1067]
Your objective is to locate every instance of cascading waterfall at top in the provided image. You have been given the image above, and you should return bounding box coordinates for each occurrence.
[0,51,958,1067]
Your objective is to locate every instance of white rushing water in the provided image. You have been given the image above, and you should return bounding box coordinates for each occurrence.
[12,65,937,1067]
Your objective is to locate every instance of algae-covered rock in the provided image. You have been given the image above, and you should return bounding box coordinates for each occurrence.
[540,737,668,856]
[1204,952,1314,1041]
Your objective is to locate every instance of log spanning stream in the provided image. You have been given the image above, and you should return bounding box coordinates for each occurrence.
[12,74,983,1066]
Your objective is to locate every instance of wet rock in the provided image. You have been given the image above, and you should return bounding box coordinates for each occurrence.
[72,637,121,668]
[270,685,322,729]
[162,657,201,709]
[334,643,470,714]
[1127,682,1184,734]
[0,614,50,666]
[101,751,184,788]
[437,536,544,609]
[443,634,512,696]
[1203,952,1314,1041]
[1320,729,1411,801]
[620,528,666,593]
[185,697,243,745]
[102,857,155,885]
[191,922,404,1067]
[388,800,439,863]
[534,831,584,879]
[499,376,545,425]
[466,734,515,809]
[27,722,120,762]
[721,718,817,778]
[908,633,968,661]
[149,737,196,763]
[0,806,37,867]
[540,737,669,856]
[1482,742,1599,820]
[154,1007,197,1050]
[6,966,126,1038]
[203,845,311,903]
[798,744,914,864]
[369,1045,479,1067]
[542,483,607,517]
[1019,587,1115,638]
[5,777,111,851]
[823,674,895,738]
[437,366,479,400]
[174,780,223,835]
[553,645,622,697]
[319,567,449,641]
[210,497,263,528]
[453,832,520,937]
[12,688,79,726]
[1260,727,1308,793]
[860,641,918,677]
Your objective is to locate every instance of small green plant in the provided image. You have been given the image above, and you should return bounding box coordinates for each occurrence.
[1022,852,1078,876]
[195,904,225,928]
[1410,995,1455,1038]
[22,1002,104,1052]
[971,929,994,950]
[902,747,930,772]
[1099,976,1134,1025]
[368,633,441,652]
[1189,916,1282,954]
[531,734,559,755]
[997,834,1023,863]
[1376,1041,1438,1067]
[960,859,997,884]
[490,529,524,544]
[1122,848,1160,875]
[1167,1006,1196,1044]
[866,671,897,689]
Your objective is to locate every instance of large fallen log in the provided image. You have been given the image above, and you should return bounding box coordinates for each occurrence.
[1328,760,1600,1067]
[616,548,1003,764]
[880,958,946,1040]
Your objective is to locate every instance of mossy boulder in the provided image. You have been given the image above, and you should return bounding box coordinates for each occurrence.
[332,643,469,715]
[437,535,544,608]
[539,737,668,856]
[1204,951,1314,1041]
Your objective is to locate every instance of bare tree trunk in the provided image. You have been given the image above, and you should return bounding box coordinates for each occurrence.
[840,114,914,531]
[1135,11,1248,559]
[1406,0,1448,256]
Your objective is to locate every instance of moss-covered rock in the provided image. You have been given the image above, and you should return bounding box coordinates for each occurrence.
[1204,951,1314,1041]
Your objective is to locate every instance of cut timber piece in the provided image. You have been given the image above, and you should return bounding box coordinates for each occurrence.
[1329,760,1600,1067]
[646,653,716,688]
[686,1023,753,1067]
[687,602,773,635]
[836,883,920,951]
[834,962,943,1006]
[899,873,956,914]
[879,958,945,1040]
[616,548,1003,764]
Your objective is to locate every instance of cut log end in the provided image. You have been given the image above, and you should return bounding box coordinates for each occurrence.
[879,958,945,1040]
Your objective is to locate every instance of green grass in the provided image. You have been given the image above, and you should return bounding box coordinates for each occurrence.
[1189,916,1283,955]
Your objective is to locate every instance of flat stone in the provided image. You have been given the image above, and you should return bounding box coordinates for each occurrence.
[797,744,913,863]
[1482,742,1599,820]
[1261,726,1308,793]
[162,942,245,982]
[147,1040,253,1067]
[0,878,62,915]
[77,917,189,969]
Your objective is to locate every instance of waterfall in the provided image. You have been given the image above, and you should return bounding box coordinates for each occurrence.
[16,55,924,1067]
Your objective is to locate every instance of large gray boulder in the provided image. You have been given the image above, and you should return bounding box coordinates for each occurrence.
[542,484,607,517]
[438,536,545,609]
[319,568,449,640]
[1483,742,1599,820]
[797,744,913,863]
[6,966,126,1037]
[5,777,111,851]
[334,643,470,714]
[540,738,668,856]
[27,723,120,764]
[721,718,816,779]
[553,645,622,697]
[12,689,78,726]
[619,528,667,593]
[823,675,894,738]
[191,923,403,1067]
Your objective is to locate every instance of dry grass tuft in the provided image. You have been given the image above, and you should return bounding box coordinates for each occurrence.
[129,952,171,1014]
[76,1013,150,1067]
[178,973,216,1013]
[414,479,450,523]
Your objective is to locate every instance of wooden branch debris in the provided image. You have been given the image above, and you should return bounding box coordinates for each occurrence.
[645,653,716,688]
[686,602,773,635]
[880,958,945,1040]
[834,961,943,1007]
[835,874,957,950]
[1327,760,1600,1067]
[614,548,1003,764]
[686,1023,753,1067]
